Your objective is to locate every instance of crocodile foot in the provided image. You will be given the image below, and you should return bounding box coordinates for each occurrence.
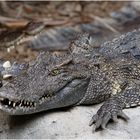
[89,99,129,132]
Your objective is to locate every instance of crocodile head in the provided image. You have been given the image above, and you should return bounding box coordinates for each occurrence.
[0,21,45,49]
[0,52,89,115]
[0,34,93,115]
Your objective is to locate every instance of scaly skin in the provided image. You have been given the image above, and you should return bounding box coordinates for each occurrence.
[0,49,89,114]
[0,31,140,132]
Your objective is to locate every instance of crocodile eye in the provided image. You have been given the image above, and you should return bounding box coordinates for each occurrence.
[50,69,59,76]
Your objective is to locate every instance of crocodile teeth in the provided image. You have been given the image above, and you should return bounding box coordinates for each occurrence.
[24,101,27,105]
[30,102,32,106]
[39,94,54,103]
[9,101,11,105]
[13,102,16,107]
[0,97,36,109]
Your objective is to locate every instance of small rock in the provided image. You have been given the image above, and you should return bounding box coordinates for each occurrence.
[3,61,11,69]
[3,74,12,80]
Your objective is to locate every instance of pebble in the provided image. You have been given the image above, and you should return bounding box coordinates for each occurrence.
[3,61,11,69]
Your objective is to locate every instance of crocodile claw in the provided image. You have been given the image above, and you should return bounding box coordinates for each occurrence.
[89,99,130,132]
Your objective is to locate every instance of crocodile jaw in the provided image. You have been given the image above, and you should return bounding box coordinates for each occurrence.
[0,79,89,115]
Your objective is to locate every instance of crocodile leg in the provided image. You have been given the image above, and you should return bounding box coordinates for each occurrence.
[76,66,140,131]
[89,85,140,131]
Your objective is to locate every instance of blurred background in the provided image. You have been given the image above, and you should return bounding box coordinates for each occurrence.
[0,1,140,62]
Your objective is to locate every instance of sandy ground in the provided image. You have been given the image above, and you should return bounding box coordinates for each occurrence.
[0,104,140,139]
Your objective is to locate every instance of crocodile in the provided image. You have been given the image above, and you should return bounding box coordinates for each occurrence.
[0,21,45,50]
[0,30,140,132]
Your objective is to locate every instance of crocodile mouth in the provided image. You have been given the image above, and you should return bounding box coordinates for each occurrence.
[0,92,55,111]
[0,79,86,115]
[0,97,36,109]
